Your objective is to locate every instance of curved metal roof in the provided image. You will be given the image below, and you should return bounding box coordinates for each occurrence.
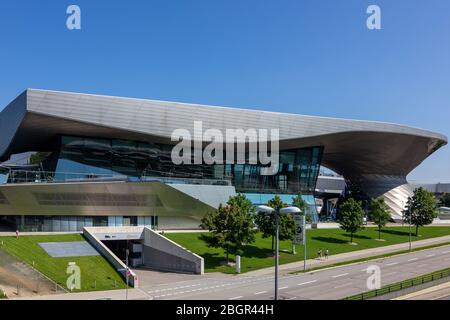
[0,89,447,179]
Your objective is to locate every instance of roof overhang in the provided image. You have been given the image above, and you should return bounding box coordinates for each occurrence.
[0,89,447,179]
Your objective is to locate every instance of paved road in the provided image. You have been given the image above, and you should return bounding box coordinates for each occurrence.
[243,234,450,277]
[138,245,450,300]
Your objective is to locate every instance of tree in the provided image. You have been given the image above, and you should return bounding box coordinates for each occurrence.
[439,193,450,207]
[369,198,391,240]
[338,198,365,243]
[404,187,437,236]
[200,194,256,264]
[29,152,51,165]
[292,194,313,223]
[254,195,296,253]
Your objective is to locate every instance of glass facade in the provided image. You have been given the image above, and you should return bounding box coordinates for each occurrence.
[10,215,156,232]
[54,135,323,195]
[1,135,324,230]
[0,167,8,184]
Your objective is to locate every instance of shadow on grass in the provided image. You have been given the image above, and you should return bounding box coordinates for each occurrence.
[240,245,275,259]
[202,253,229,270]
[345,234,372,240]
[380,229,411,237]
[202,246,276,270]
[311,236,347,244]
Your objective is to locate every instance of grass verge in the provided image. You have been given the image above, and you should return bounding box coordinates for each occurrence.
[0,234,126,292]
[165,227,450,274]
[292,241,450,274]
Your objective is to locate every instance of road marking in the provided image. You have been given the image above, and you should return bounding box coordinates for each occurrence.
[386,262,398,266]
[279,286,288,290]
[286,297,297,300]
[442,250,450,254]
[255,291,267,295]
[229,296,243,300]
[332,273,349,278]
[361,268,368,272]
[426,254,435,258]
[334,282,353,289]
[408,258,418,262]
[147,283,203,294]
[297,280,317,286]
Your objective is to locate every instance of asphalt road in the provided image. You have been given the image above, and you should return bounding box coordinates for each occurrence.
[138,245,450,300]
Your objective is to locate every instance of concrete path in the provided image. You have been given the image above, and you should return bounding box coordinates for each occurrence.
[0,232,81,237]
[243,234,450,277]
[11,288,150,300]
[394,281,450,300]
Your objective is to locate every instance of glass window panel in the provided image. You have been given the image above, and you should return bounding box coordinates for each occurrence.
[60,217,69,232]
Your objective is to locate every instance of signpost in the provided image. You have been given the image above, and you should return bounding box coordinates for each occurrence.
[236,255,241,274]
[293,213,304,245]
[293,213,307,271]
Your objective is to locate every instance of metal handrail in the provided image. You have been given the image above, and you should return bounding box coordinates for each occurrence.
[2,169,233,186]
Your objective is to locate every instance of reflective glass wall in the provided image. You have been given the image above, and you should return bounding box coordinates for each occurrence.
[10,215,156,232]
[54,135,323,195]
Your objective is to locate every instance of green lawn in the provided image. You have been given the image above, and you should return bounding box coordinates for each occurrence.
[165,226,450,274]
[0,234,126,292]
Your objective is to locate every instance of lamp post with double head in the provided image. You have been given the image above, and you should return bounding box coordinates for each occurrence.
[256,205,301,300]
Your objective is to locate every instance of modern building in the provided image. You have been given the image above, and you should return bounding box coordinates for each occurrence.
[0,89,447,231]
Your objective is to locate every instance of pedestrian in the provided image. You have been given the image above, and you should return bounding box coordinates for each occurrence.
[318,248,322,260]
[325,248,329,260]
[15,229,19,240]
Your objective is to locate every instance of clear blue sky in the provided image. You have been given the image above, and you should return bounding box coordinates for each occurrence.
[0,0,449,182]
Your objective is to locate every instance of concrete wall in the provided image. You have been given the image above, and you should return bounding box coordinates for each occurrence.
[142,227,204,274]
[84,226,203,279]
[158,216,202,230]
[83,227,139,287]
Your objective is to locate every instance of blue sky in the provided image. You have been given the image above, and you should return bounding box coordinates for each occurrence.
[0,0,449,182]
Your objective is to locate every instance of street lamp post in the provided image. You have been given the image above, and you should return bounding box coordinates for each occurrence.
[126,247,129,300]
[401,201,404,227]
[303,214,306,272]
[257,205,301,301]
[409,205,412,252]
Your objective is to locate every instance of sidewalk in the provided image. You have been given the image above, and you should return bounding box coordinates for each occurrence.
[10,288,150,300]
[242,235,450,277]
[0,231,81,237]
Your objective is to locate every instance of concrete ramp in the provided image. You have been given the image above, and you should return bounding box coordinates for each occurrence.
[142,228,204,274]
[83,226,204,287]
